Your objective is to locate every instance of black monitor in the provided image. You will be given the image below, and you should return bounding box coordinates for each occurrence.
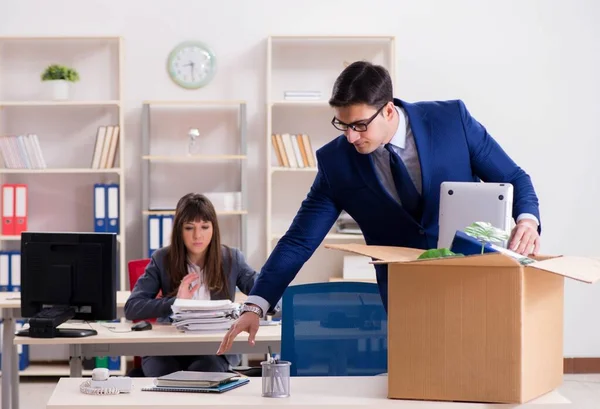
[18,231,117,338]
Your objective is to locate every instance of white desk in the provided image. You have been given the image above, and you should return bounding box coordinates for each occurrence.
[14,321,281,377]
[1,290,251,409]
[45,376,571,409]
[0,291,130,409]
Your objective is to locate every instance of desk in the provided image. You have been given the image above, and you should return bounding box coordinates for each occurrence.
[45,376,571,409]
[14,321,281,377]
[1,290,250,409]
[0,291,130,409]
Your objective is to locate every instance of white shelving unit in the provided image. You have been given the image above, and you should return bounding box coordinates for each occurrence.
[0,35,126,376]
[266,35,396,284]
[141,100,248,257]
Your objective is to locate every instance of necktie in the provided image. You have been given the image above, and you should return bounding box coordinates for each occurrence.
[385,143,421,219]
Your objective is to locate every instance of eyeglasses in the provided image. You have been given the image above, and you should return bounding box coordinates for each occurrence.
[331,103,388,132]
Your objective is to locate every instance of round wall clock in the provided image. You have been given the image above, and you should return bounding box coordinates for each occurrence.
[166,41,216,89]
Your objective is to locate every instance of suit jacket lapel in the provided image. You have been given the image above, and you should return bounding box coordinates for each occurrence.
[397,99,433,221]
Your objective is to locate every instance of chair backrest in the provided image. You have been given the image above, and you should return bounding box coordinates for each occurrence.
[128,259,151,290]
[280,281,387,377]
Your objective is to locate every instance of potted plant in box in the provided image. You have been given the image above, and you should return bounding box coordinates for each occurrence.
[40,64,80,100]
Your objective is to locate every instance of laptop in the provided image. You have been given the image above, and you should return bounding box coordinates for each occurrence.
[437,181,513,249]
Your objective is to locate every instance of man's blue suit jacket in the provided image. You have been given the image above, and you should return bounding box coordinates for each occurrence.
[251,98,541,311]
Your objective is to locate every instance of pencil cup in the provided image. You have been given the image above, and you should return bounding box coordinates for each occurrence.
[261,360,291,398]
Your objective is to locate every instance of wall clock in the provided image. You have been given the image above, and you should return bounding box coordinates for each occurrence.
[166,41,216,89]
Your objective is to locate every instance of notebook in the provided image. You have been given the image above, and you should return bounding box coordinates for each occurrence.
[142,377,249,394]
[155,370,238,388]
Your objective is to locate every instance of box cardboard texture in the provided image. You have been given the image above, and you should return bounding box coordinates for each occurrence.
[325,243,600,404]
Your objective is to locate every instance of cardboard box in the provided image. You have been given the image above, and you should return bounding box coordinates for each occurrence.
[325,243,600,404]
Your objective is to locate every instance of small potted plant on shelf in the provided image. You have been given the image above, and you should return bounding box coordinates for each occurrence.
[40,64,80,100]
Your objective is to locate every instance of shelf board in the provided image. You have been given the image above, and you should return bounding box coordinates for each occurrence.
[0,168,121,174]
[270,35,395,41]
[143,155,246,162]
[144,100,245,107]
[271,166,317,173]
[13,362,125,377]
[0,235,121,242]
[144,210,247,216]
[271,233,364,241]
[0,36,121,41]
[0,100,120,107]
[270,100,329,107]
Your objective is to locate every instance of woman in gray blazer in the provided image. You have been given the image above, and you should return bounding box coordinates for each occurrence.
[124,193,257,377]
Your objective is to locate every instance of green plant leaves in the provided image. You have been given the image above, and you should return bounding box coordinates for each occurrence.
[41,64,80,82]
[418,248,464,260]
[464,221,510,254]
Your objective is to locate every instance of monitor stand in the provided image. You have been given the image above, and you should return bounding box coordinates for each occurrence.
[16,306,98,338]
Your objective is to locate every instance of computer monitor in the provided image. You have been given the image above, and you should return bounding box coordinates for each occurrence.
[18,231,117,338]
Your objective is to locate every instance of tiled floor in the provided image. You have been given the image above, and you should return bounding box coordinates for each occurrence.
[4,374,600,408]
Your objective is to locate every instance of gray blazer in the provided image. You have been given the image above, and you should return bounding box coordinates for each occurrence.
[124,245,257,368]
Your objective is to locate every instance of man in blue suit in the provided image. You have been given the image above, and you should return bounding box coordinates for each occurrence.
[217,61,541,354]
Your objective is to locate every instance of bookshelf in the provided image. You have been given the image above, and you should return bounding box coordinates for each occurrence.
[141,100,248,258]
[0,36,126,376]
[266,35,396,284]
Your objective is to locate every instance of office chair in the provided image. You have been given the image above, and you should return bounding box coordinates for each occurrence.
[280,281,387,376]
[127,258,155,376]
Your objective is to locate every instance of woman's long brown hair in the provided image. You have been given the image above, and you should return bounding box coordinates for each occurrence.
[166,193,230,298]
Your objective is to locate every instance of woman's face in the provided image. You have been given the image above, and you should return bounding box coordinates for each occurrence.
[182,219,213,258]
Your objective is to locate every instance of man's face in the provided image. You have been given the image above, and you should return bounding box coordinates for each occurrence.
[332,102,395,154]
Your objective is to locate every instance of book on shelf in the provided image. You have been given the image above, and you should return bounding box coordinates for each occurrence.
[91,125,120,169]
[1,184,28,236]
[0,134,46,169]
[271,133,315,169]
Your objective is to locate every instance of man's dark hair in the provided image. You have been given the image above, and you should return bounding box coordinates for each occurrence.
[328,61,393,108]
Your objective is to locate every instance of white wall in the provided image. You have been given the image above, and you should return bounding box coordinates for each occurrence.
[1,0,599,356]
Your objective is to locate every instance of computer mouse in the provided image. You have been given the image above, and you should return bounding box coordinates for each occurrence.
[131,320,152,331]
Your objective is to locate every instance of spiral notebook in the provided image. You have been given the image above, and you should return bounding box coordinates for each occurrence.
[141,377,249,394]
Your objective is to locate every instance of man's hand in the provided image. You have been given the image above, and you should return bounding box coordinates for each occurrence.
[217,311,260,355]
[509,219,540,256]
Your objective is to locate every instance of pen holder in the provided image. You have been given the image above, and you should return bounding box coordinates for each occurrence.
[261,360,291,398]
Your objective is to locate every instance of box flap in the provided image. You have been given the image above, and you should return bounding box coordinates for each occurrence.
[528,256,600,284]
[372,252,522,267]
[325,244,523,267]
[323,243,423,263]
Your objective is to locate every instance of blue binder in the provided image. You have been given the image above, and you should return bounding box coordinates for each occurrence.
[93,184,107,232]
[105,183,120,234]
[148,215,162,258]
[8,251,20,292]
[450,230,498,256]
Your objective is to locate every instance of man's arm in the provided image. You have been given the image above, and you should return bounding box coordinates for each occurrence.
[246,158,342,315]
[457,100,541,233]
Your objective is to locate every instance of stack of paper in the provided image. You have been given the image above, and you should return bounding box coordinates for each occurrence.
[170,299,240,333]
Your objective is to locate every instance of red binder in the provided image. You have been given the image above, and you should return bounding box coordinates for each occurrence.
[1,184,15,236]
[13,184,27,235]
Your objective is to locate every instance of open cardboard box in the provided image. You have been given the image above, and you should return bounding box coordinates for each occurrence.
[325,243,600,404]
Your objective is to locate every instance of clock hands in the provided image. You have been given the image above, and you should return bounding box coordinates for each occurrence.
[182,61,196,80]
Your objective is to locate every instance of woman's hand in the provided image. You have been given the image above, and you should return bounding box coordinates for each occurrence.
[176,273,200,299]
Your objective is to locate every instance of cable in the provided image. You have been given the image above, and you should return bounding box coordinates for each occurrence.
[87,320,132,333]
[79,379,121,395]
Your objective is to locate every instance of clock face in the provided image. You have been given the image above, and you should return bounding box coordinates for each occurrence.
[167,41,216,89]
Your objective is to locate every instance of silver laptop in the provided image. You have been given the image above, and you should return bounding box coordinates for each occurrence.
[437,181,514,249]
